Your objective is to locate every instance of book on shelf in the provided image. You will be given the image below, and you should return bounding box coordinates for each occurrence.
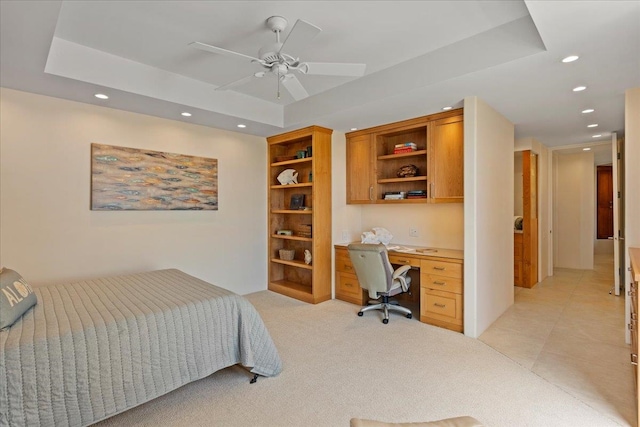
[394,142,417,149]
[407,190,426,196]
[406,195,428,199]
[383,191,406,200]
[393,147,417,154]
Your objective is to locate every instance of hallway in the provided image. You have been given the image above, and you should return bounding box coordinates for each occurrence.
[480,254,634,425]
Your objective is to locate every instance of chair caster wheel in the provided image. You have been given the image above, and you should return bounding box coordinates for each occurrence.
[357,312,364,317]
[406,313,412,319]
[382,318,389,324]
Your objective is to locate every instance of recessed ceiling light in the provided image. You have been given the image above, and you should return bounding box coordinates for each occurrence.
[94,93,109,99]
[582,109,594,114]
[181,112,192,117]
[592,134,602,138]
[350,128,358,131]
[573,86,587,92]
[442,107,452,111]
[562,55,579,63]
[583,148,591,151]
[237,124,247,128]
[587,124,598,128]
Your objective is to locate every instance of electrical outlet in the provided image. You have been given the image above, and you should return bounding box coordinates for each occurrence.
[342,230,350,241]
[409,227,418,238]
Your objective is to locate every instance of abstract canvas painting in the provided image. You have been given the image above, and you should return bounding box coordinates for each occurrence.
[91,144,218,210]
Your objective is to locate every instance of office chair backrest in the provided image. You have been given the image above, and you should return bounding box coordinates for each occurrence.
[347,243,393,297]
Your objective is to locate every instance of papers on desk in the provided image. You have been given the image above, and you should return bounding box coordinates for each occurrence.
[387,246,415,253]
[387,246,438,254]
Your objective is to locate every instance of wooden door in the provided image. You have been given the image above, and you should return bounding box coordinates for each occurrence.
[430,115,463,202]
[346,134,375,203]
[522,151,538,287]
[597,165,614,239]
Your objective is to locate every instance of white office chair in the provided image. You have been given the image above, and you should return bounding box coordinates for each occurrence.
[347,243,413,324]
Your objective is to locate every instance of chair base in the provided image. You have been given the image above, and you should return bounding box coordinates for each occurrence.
[358,296,412,324]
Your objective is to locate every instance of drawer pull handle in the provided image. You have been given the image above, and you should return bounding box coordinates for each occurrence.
[396,259,410,264]
[632,353,638,366]
[629,323,635,331]
[434,303,446,308]
[632,313,638,320]
[345,266,352,271]
[433,267,445,271]
[433,281,446,286]
[629,290,636,297]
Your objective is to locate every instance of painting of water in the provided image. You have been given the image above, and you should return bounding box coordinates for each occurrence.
[91,144,218,210]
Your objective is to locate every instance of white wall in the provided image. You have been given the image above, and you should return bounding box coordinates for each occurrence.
[553,151,595,269]
[360,204,464,249]
[0,88,267,295]
[464,96,514,338]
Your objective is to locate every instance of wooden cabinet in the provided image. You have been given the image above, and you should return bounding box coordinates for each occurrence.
[514,232,523,286]
[629,247,640,427]
[335,247,367,305]
[420,258,464,332]
[430,115,464,202]
[346,109,463,204]
[267,126,332,304]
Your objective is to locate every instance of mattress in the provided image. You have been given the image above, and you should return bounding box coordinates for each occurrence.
[0,269,282,427]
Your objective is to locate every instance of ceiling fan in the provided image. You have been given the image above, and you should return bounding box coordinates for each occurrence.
[190,16,366,101]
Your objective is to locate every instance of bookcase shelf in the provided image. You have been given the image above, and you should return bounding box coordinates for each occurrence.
[267,126,332,304]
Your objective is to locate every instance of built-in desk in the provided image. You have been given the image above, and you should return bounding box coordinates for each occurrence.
[334,243,464,332]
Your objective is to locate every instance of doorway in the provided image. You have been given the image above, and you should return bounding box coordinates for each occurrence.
[596,165,613,240]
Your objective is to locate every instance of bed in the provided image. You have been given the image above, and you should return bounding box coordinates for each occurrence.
[0,268,282,427]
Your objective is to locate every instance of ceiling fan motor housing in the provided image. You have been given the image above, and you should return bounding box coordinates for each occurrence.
[259,42,283,64]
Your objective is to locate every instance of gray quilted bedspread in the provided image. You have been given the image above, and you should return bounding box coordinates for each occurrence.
[0,269,282,427]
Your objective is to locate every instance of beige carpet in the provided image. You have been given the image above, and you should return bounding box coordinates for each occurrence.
[98,291,621,426]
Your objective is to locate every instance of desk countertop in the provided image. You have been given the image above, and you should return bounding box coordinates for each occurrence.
[334,242,463,261]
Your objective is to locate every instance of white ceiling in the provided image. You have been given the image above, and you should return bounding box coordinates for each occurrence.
[1,1,639,147]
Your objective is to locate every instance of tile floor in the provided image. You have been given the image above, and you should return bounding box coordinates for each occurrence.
[480,253,635,426]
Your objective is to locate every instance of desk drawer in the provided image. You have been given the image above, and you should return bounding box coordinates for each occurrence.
[336,257,355,274]
[336,272,362,299]
[422,274,462,294]
[421,260,462,279]
[388,254,420,268]
[421,288,462,326]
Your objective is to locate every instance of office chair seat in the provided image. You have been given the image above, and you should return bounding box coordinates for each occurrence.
[347,243,413,324]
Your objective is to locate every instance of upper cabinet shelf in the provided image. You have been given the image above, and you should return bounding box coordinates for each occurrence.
[346,109,463,204]
[377,150,427,160]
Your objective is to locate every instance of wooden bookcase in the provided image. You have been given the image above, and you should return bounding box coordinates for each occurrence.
[267,126,332,304]
[346,109,463,204]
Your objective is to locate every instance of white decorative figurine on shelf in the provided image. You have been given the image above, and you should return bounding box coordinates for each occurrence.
[277,169,298,185]
[304,249,312,265]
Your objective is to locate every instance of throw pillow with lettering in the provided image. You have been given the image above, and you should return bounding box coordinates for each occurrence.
[0,268,37,330]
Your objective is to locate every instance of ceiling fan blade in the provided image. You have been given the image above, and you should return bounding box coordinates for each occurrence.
[190,41,261,63]
[281,74,309,101]
[302,62,366,77]
[279,19,321,57]
[216,72,266,91]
